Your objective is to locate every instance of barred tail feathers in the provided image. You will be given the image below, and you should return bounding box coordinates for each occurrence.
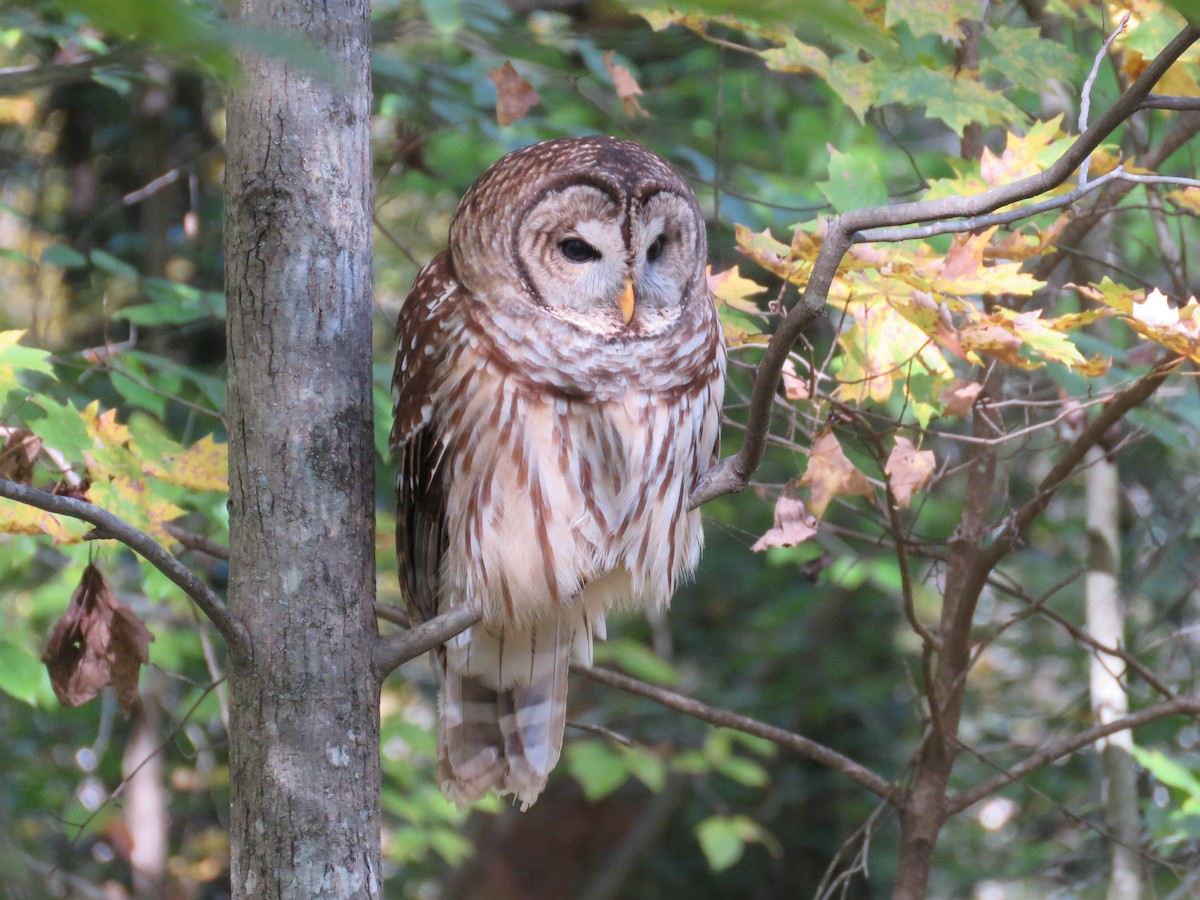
[440,614,593,809]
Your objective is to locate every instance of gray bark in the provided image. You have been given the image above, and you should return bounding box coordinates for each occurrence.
[223,0,379,895]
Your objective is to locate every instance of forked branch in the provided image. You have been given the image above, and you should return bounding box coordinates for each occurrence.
[690,24,1200,509]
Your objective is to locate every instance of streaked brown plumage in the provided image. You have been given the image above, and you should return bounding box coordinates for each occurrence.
[392,136,725,808]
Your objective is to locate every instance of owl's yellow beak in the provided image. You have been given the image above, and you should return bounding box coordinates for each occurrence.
[619,278,636,325]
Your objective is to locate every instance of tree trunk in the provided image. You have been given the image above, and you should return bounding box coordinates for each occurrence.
[223,0,379,895]
[1086,448,1142,899]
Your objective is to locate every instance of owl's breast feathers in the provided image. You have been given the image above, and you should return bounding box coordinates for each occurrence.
[393,250,724,624]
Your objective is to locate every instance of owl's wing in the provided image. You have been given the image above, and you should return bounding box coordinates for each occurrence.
[392,251,458,625]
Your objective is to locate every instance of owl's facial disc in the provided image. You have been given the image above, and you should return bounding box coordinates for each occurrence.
[517,184,701,332]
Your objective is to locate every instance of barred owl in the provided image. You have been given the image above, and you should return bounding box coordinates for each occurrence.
[392,136,725,809]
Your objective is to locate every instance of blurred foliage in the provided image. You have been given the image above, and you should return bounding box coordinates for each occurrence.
[1,0,1200,898]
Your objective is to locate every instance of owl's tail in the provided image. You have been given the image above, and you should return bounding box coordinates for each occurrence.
[438,616,583,810]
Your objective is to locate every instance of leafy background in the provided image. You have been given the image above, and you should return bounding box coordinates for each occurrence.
[2,0,1200,897]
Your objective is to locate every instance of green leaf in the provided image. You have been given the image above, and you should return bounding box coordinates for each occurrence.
[877,66,1020,135]
[1133,746,1200,799]
[40,244,87,269]
[621,746,667,792]
[696,815,747,871]
[90,248,139,281]
[817,145,888,214]
[0,641,49,706]
[716,754,769,788]
[566,739,629,801]
[982,26,1075,92]
[592,638,678,685]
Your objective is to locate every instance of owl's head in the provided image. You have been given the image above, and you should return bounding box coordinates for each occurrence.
[449,136,708,336]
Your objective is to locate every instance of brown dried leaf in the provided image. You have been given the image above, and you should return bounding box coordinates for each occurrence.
[602,51,649,117]
[799,429,874,519]
[488,61,540,126]
[781,359,810,401]
[42,564,153,717]
[0,428,42,483]
[751,492,817,552]
[940,379,981,417]
[885,437,935,508]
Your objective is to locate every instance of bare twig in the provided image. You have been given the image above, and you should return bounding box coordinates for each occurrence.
[947,696,1200,815]
[1079,13,1131,186]
[573,663,897,803]
[0,478,246,652]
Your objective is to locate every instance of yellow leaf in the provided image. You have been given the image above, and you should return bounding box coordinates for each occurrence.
[88,477,184,548]
[0,498,86,543]
[141,434,228,493]
[799,429,874,519]
[80,402,142,481]
[708,265,768,314]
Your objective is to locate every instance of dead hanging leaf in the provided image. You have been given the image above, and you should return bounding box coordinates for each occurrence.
[42,563,154,717]
[488,61,540,126]
[940,379,981,417]
[885,437,935,508]
[751,492,817,552]
[0,428,42,483]
[799,429,875,519]
[602,51,649,117]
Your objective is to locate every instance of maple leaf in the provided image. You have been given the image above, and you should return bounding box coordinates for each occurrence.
[42,563,154,717]
[602,51,649,117]
[141,433,228,493]
[885,437,935,508]
[708,265,768,314]
[88,476,185,548]
[751,492,818,551]
[1124,288,1200,361]
[488,61,540,126]
[800,429,874,519]
[759,33,829,75]
[978,116,1066,186]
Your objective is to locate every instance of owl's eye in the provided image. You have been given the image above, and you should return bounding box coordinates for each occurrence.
[646,233,667,262]
[559,238,601,263]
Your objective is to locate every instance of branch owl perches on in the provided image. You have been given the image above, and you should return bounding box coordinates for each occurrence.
[391,136,726,808]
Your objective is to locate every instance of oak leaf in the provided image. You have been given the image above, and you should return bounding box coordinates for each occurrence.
[602,51,649,117]
[800,429,874,519]
[42,563,153,717]
[940,379,981,416]
[751,492,817,551]
[488,61,540,126]
[885,437,935,508]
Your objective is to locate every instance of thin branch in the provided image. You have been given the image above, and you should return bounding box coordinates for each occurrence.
[985,358,1178,567]
[164,524,231,561]
[373,605,482,678]
[947,696,1200,815]
[0,478,246,653]
[1079,13,1131,186]
[572,663,897,803]
[1142,94,1200,110]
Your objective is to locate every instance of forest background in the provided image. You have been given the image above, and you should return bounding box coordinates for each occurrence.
[2,0,1200,897]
